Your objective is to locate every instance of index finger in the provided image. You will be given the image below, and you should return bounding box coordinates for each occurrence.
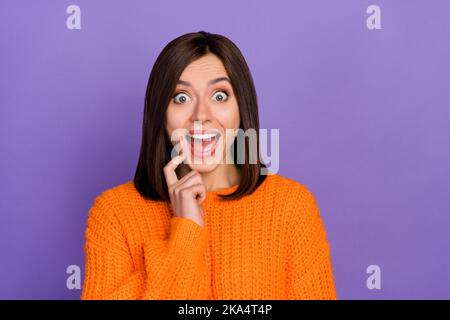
[163,136,187,186]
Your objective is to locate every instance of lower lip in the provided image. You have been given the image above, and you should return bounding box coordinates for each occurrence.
[186,135,219,160]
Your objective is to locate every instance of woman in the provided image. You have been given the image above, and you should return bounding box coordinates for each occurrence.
[81,31,337,300]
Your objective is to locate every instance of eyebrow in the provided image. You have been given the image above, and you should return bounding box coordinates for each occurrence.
[176,77,230,87]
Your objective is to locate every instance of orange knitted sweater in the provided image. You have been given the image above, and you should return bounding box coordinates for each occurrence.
[81,173,337,300]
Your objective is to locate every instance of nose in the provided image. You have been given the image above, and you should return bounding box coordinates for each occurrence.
[190,96,212,124]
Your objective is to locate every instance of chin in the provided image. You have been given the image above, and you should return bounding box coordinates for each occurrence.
[186,162,220,173]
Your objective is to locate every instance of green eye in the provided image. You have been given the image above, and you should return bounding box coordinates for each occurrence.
[212,91,228,102]
[173,92,191,104]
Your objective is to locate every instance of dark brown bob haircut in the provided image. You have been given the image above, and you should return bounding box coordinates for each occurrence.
[134,31,267,201]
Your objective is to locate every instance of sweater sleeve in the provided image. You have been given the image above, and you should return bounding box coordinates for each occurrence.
[286,187,337,300]
[81,194,211,300]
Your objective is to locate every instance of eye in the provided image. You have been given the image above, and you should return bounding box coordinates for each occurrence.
[212,91,228,102]
[173,92,191,104]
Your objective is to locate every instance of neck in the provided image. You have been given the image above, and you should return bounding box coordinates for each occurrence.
[177,164,241,192]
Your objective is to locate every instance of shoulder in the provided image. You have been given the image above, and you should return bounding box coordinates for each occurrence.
[83,182,132,245]
[91,180,166,211]
[264,173,323,227]
[87,180,165,230]
[88,181,138,219]
[92,180,140,207]
[264,173,318,205]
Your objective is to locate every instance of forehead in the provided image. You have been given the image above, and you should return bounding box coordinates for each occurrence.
[179,54,228,81]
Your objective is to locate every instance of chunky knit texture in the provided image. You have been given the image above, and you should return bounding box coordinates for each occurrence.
[81,173,337,300]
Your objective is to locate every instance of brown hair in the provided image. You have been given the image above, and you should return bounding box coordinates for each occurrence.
[134,31,267,201]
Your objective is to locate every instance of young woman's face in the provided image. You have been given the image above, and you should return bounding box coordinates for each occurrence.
[165,53,240,173]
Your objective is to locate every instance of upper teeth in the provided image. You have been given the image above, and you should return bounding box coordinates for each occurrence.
[187,133,218,140]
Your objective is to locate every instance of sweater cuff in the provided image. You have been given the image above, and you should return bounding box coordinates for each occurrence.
[167,217,208,258]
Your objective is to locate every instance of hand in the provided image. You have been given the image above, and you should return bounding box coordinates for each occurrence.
[163,135,207,227]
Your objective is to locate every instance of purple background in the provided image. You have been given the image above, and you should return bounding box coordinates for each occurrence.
[1,0,449,299]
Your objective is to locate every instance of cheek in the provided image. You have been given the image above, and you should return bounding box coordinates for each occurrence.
[214,102,240,129]
[166,106,190,136]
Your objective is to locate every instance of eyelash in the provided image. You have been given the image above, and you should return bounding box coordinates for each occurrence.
[172,90,230,104]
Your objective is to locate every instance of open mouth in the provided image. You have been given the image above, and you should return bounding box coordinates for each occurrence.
[185,131,221,159]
